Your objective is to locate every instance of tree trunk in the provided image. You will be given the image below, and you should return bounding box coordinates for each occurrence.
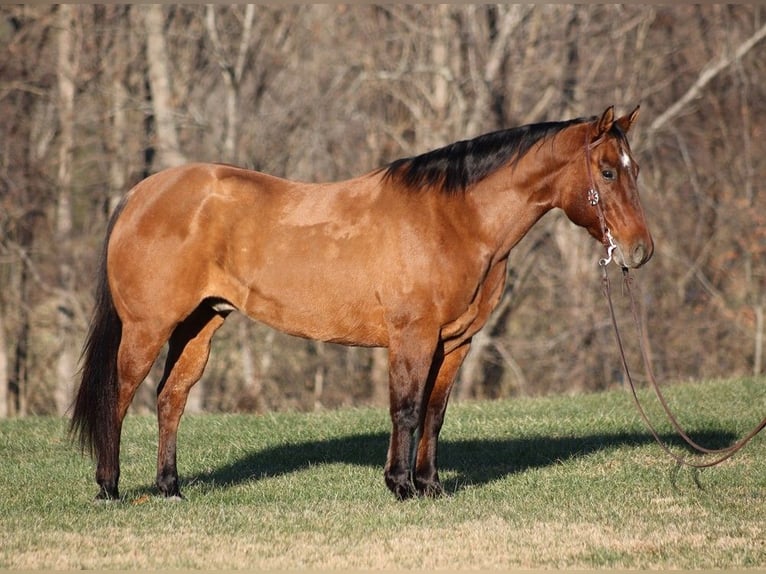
[0,313,8,418]
[143,5,187,169]
[9,254,30,417]
[54,4,77,415]
[369,347,389,407]
[107,8,130,216]
[237,319,268,413]
[205,4,255,165]
[464,5,526,135]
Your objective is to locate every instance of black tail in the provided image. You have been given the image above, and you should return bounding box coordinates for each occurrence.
[70,201,126,462]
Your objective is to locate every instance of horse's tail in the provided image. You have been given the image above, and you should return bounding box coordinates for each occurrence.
[70,200,126,461]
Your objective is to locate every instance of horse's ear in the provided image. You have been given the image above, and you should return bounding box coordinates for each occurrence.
[594,105,615,140]
[616,105,640,134]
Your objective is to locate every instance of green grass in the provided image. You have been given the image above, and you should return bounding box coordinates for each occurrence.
[1,378,765,569]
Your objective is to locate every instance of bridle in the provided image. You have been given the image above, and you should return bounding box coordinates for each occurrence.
[584,132,766,469]
[584,133,618,267]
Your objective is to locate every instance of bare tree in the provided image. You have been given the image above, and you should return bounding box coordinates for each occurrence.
[0,313,7,418]
[53,4,77,415]
[143,5,187,169]
[647,20,766,139]
[1,5,765,415]
[204,4,255,165]
[102,6,135,216]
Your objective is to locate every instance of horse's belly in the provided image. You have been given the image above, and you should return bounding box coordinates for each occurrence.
[240,282,388,348]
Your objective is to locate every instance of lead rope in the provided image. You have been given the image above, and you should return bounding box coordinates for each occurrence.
[601,264,766,468]
[585,133,766,468]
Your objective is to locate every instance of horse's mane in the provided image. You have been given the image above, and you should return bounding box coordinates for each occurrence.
[384,117,592,195]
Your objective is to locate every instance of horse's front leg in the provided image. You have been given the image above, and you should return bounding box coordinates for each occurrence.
[384,324,439,500]
[414,341,471,497]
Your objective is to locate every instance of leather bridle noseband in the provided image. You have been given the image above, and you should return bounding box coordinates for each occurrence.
[585,132,766,469]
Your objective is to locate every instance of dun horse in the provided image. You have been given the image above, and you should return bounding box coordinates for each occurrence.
[72,106,653,500]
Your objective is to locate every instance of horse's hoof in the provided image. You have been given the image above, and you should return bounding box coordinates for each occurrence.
[394,484,416,500]
[415,479,445,498]
[163,493,185,502]
[156,473,183,499]
[385,474,416,500]
[93,493,120,504]
[94,485,120,502]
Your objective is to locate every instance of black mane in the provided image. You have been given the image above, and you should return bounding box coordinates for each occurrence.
[384,117,591,195]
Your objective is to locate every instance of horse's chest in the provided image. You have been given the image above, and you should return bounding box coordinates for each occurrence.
[440,260,507,348]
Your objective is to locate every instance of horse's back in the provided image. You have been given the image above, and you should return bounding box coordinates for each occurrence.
[107,163,391,344]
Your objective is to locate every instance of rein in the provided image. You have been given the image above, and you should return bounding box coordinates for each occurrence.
[585,135,766,468]
[601,266,766,468]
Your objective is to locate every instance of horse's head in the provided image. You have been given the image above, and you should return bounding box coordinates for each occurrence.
[560,106,653,269]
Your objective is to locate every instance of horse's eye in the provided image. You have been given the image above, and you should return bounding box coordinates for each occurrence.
[601,169,616,181]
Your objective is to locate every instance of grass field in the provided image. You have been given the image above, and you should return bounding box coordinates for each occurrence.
[1,377,764,569]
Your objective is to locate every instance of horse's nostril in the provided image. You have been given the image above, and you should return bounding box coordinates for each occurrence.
[633,243,646,265]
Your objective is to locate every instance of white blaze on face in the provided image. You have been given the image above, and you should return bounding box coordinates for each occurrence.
[620,149,632,170]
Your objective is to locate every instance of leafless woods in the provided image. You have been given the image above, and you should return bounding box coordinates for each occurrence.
[1,5,765,416]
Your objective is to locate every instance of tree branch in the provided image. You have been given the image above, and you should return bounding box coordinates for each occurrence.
[648,21,766,136]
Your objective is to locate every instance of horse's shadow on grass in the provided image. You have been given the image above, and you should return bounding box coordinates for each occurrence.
[180,428,737,496]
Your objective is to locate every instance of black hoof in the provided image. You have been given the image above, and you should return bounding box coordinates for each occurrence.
[393,483,417,500]
[157,485,184,499]
[385,472,416,501]
[415,477,444,498]
[94,484,120,502]
[156,471,183,499]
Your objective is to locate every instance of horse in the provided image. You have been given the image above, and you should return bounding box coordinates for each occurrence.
[71,105,653,501]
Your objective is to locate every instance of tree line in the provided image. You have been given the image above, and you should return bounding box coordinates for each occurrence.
[1,5,765,416]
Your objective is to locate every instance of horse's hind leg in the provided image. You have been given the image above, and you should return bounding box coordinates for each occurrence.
[155,303,227,498]
[97,324,168,500]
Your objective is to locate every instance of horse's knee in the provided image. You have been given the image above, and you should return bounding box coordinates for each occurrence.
[390,398,420,430]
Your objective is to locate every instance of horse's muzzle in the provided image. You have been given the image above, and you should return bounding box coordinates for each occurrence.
[617,237,653,269]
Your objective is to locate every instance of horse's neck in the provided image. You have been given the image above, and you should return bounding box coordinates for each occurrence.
[467,155,563,259]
